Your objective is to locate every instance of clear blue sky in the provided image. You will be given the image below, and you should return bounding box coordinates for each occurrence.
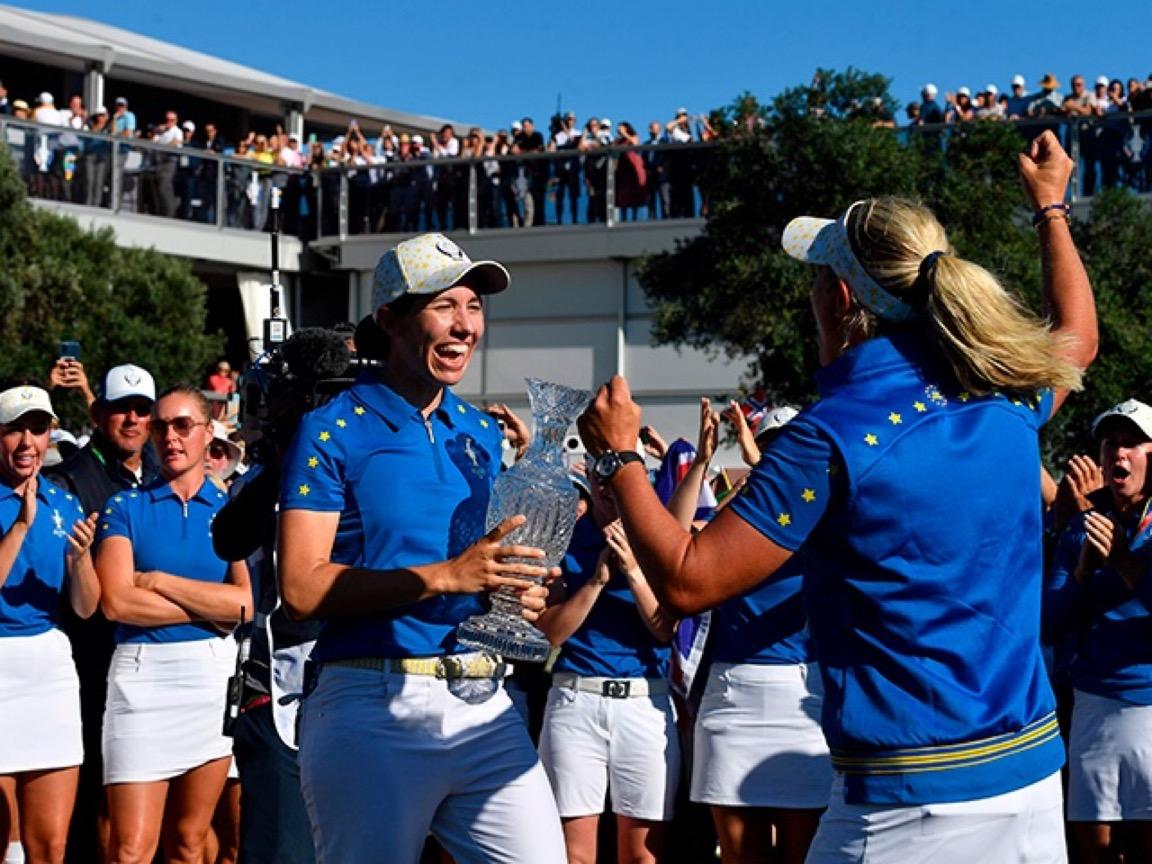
[13,0,1150,129]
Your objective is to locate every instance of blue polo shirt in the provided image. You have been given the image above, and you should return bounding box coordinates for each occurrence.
[709,557,811,666]
[279,374,503,661]
[552,516,671,679]
[729,330,1062,805]
[1044,502,1152,705]
[97,478,230,644]
[0,478,84,636]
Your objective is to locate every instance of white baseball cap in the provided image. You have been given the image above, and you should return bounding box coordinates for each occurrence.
[754,405,800,441]
[984,84,998,95]
[957,86,971,97]
[1012,74,1026,88]
[1092,399,1152,441]
[372,233,510,309]
[0,385,56,425]
[923,83,938,97]
[102,364,156,403]
[1096,75,1109,87]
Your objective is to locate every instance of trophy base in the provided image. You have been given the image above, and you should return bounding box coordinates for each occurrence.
[456,612,552,663]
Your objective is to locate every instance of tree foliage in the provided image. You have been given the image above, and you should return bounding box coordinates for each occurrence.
[0,143,222,429]
[640,69,1152,464]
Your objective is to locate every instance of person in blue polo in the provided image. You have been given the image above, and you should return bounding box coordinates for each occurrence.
[1045,399,1152,862]
[577,130,1097,862]
[0,383,100,864]
[96,385,250,863]
[535,469,679,864]
[277,232,565,863]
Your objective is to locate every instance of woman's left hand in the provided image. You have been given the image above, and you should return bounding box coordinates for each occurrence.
[66,513,99,560]
[578,375,642,457]
[604,519,639,574]
[518,570,560,622]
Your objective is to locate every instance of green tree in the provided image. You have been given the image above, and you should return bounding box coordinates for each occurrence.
[640,70,1150,464]
[0,142,222,429]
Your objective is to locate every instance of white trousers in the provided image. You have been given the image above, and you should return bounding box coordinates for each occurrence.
[805,771,1066,863]
[299,664,565,864]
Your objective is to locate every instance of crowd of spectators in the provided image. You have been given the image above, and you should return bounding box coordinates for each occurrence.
[909,71,1152,192]
[1,67,1150,237]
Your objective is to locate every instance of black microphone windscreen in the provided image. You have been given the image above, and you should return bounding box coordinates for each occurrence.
[281,328,351,382]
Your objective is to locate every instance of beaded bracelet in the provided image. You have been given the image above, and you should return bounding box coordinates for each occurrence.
[1032,202,1070,227]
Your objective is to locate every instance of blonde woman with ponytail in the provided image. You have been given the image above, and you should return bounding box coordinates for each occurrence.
[577,129,1095,863]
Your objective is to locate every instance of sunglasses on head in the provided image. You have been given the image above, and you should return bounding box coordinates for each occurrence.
[2,417,52,437]
[149,417,206,438]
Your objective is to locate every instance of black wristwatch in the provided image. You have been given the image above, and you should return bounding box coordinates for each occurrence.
[591,450,644,482]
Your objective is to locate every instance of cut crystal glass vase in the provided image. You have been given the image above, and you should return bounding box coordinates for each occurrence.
[456,378,593,662]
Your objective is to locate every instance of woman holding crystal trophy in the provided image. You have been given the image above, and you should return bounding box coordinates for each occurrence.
[278,232,572,863]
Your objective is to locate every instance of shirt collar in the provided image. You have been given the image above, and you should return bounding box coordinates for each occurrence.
[348,372,462,430]
[144,476,220,506]
[813,329,940,398]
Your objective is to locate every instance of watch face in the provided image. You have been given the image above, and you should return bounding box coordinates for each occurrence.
[594,452,620,480]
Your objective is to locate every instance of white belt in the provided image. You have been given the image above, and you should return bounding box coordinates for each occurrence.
[552,672,669,699]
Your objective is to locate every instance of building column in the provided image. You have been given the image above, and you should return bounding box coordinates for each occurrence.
[83,64,104,112]
[286,105,305,141]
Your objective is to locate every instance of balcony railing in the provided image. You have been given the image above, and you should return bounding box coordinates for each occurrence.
[1,113,1148,242]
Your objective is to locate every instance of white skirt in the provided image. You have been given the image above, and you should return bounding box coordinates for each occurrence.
[1068,689,1152,821]
[691,661,832,808]
[103,638,237,784]
[0,628,83,773]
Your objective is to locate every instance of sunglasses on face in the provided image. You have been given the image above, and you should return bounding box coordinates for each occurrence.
[208,442,230,460]
[2,418,52,437]
[107,398,153,417]
[149,417,207,438]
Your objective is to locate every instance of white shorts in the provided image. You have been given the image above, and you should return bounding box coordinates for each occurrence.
[691,661,831,808]
[300,663,565,864]
[806,772,1066,863]
[538,676,680,821]
[1067,689,1152,821]
[0,629,82,774]
[103,638,236,784]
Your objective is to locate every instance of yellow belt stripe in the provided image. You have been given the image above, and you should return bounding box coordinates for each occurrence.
[837,726,1062,776]
[831,716,1059,770]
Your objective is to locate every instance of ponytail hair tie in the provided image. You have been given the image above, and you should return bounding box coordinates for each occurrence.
[908,250,945,308]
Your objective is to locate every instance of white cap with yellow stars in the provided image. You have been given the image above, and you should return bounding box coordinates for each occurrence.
[372,233,510,310]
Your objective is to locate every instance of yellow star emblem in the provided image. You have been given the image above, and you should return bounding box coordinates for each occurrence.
[336,419,347,428]
[318,431,331,442]
[958,392,971,402]
[913,401,927,413]
[864,433,879,446]
[101,523,109,531]
[354,406,366,416]
[307,456,319,469]
[801,488,816,503]
[479,418,490,428]
[104,508,113,515]
[457,404,467,414]
[298,484,311,496]
[888,412,902,425]
[777,512,792,527]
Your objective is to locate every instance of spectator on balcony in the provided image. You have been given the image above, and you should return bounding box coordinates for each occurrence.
[581,118,609,223]
[550,111,582,225]
[515,117,547,227]
[1006,74,1031,119]
[493,129,521,228]
[665,109,696,218]
[917,83,945,125]
[111,97,135,138]
[148,111,182,219]
[644,120,670,219]
[0,79,9,115]
[613,122,646,222]
[411,133,436,232]
[1062,75,1100,193]
[31,93,64,200]
[1028,73,1064,118]
[84,107,112,208]
[432,124,461,231]
[945,87,975,122]
[974,85,1004,120]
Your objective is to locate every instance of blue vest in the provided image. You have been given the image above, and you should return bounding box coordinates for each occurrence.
[783,332,1061,804]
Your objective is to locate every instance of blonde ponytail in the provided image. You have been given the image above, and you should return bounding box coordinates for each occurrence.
[847,197,1083,396]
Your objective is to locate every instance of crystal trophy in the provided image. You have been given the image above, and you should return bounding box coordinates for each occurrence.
[456,378,593,662]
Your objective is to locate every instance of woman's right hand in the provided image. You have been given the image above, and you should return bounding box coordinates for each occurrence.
[15,477,37,528]
[442,515,552,595]
[1018,130,1074,210]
